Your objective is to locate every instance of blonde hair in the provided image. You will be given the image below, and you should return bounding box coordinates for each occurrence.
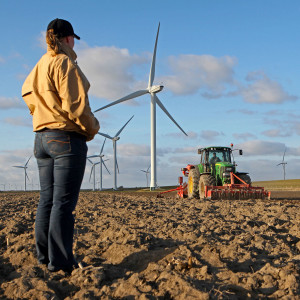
[46,29,62,54]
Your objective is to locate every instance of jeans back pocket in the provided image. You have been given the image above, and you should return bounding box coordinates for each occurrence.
[46,134,71,155]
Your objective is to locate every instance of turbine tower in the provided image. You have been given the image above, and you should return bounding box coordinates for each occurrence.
[13,156,31,191]
[87,138,110,190]
[277,148,287,180]
[141,165,150,188]
[94,23,187,190]
[98,115,134,190]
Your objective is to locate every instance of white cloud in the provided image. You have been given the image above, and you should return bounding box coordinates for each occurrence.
[117,143,150,156]
[77,45,149,100]
[199,130,224,141]
[233,132,257,141]
[0,97,26,109]
[261,129,291,138]
[227,109,257,115]
[4,117,32,127]
[242,72,298,104]
[173,146,199,154]
[161,54,237,96]
[164,131,198,139]
[236,140,286,156]
[38,31,47,50]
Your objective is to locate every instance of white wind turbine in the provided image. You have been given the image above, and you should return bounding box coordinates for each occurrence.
[87,138,110,191]
[98,115,134,190]
[141,165,150,188]
[277,148,287,180]
[12,156,32,191]
[94,23,187,190]
[86,158,100,191]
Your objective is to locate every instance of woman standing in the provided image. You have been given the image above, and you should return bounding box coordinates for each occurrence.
[22,18,100,273]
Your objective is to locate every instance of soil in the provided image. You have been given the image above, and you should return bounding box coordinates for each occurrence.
[0,190,299,299]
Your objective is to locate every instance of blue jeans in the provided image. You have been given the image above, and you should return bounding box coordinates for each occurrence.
[34,130,87,272]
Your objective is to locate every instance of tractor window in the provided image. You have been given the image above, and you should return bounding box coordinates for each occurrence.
[200,151,208,164]
[208,149,231,164]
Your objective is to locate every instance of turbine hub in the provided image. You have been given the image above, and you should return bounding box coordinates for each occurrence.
[149,85,164,94]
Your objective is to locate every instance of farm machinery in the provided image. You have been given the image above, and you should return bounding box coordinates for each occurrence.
[158,145,270,200]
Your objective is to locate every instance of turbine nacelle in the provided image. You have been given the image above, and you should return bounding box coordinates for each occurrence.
[148,85,164,94]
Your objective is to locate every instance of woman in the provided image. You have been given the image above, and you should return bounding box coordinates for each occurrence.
[22,18,100,273]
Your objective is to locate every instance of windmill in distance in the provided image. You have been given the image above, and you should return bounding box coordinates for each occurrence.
[94,23,187,190]
[87,138,110,191]
[12,156,32,191]
[277,148,287,180]
[86,158,100,191]
[141,165,150,188]
[97,115,134,190]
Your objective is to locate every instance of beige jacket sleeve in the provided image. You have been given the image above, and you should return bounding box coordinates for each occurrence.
[58,58,100,141]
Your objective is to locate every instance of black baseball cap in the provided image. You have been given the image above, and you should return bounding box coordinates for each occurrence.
[47,18,80,40]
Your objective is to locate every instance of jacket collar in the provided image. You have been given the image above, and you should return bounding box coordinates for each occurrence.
[47,43,77,62]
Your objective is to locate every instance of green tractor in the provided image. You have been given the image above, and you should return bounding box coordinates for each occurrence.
[184,145,251,199]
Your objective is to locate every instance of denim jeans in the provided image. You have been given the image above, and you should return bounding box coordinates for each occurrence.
[34,130,87,271]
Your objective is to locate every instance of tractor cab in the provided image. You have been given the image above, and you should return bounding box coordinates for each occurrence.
[198,147,232,169]
[197,146,238,185]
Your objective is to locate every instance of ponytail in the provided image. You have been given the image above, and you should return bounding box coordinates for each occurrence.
[46,29,62,54]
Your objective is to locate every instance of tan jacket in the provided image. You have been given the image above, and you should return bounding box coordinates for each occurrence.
[22,43,100,141]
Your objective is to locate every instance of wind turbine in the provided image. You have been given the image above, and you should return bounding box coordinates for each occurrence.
[87,158,100,191]
[277,148,287,180]
[87,138,110,191]
[12,156,31,191]
[98,115,134,190]
[94,23,187,190]
[141,165,150,188]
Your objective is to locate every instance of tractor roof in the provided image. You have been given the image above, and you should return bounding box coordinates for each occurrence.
[198,146,232,152]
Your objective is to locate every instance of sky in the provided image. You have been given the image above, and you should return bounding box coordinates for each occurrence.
[1,0,300,190]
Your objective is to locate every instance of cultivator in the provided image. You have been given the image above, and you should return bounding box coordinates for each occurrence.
[200,172,270,200]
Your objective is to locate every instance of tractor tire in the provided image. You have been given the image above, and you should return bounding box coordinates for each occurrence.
[188,168,200,199]
[199,174,216,200]
[238,174,251,185]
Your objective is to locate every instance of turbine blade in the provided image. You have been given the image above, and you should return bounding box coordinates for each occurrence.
[86,158,93,164]
[94,90,148,113]
[148,23,160,89]
[100,138,106,155]
[13,166,24,168]
[116,158,120,174]
[283,148,286,161]
[115,115,134,137]
[102,160,111,175]
[155,94,188,136]
[25,170,29,180]
[98,132,113,140]
[87,155,99,158]
[25,156,32,166]
[89,165,94,182]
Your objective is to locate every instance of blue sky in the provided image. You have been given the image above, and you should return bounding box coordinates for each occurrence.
[1,0,300,190]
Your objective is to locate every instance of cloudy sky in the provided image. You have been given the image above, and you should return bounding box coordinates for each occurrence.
[1,0,299,190]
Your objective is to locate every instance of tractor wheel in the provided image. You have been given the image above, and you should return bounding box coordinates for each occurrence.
[199,175,216,200]
[187,168,200,199]
[238,174,251,185]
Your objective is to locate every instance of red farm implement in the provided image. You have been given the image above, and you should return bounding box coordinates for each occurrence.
[157,145,271,200]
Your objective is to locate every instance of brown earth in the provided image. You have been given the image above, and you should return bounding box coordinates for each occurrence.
[0,190,299,299]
